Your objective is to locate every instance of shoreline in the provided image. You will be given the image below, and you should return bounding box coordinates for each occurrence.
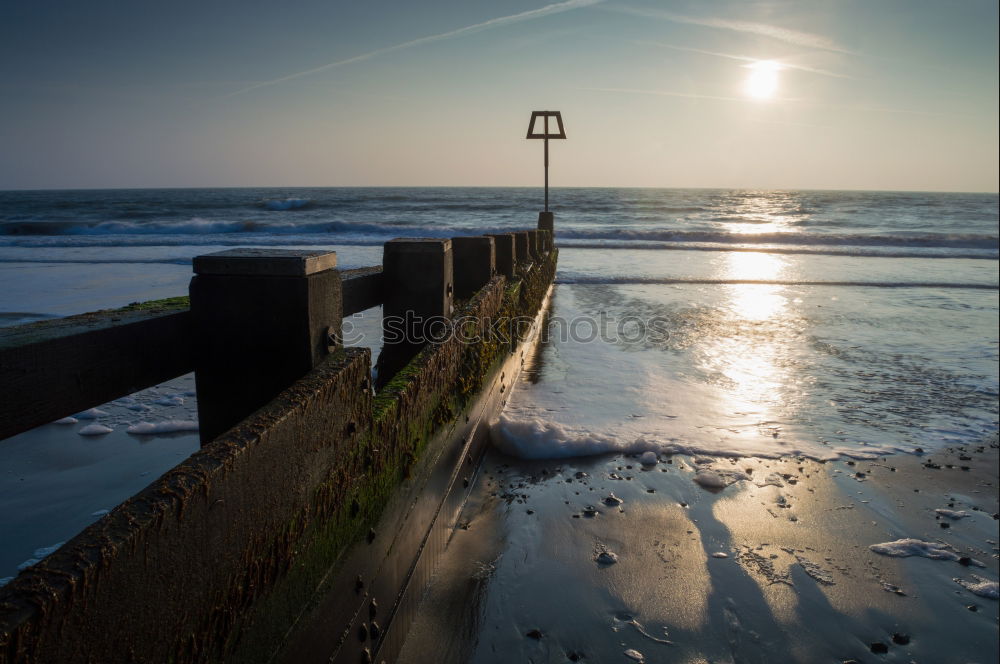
[398,437,999,663]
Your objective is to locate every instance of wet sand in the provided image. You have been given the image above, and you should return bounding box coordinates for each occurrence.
[398,438,998,663]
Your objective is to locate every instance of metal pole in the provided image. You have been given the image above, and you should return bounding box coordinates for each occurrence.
[543,115,549,212]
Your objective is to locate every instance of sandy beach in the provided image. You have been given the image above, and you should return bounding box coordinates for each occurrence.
[398,437,999,663]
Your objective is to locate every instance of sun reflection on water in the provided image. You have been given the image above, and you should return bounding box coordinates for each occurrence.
[726,191,811,235]
[697,251,802,436]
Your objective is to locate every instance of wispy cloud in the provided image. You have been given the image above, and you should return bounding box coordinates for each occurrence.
[580,86,745,102]
[221,0,602,99]
[582,86,965,117]
[610,6,851,54]
[640,41,854,79]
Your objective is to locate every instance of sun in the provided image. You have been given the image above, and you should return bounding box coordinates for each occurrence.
[743,60,781,100]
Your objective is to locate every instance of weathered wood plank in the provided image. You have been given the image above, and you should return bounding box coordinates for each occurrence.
[341,266,383,315]
[0,300,194,440]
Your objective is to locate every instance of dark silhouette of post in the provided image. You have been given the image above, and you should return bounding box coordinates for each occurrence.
[376,238,454,389]
[526,110,565,234]
[190,249,342,445]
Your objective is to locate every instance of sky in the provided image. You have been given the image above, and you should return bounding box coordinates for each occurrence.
[0,0,997,191]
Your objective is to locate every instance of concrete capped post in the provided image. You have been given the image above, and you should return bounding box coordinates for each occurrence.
[452,236,496,299]
[376,238,454,388]
[486,233,517,280]
[513,231,531,265]
[190,248,342,445]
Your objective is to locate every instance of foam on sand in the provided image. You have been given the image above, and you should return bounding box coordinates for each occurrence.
[52,416,77,425]
[954,575,999,599]
[490,415,637,459]
[126,420,199,435]
[934,509,969,520]
[693,468,749,490]
[78,423,113,436]
[869,538,959,561]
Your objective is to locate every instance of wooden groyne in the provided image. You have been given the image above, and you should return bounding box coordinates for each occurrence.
[0,225,557,663]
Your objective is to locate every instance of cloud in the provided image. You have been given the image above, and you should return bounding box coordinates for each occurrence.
[222,0,602,98]
[640,41,854,79]
[582,86,964,118]
[579,86,745,102]
[611,6,851,53]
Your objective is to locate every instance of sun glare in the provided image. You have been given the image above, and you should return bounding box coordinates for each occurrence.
[744,61,780,100]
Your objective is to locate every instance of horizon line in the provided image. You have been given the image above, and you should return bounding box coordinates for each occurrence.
[0,184,996,195]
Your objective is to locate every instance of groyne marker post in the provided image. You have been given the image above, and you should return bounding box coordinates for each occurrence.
[526,110,565,234]
[190,248,342,445]
[376,238,454,387]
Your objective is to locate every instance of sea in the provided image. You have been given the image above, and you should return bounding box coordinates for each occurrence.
[0,187,998,579]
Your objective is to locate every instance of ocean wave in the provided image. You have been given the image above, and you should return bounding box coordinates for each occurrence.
[261,198,312,211]
[3,218,995,251]
[488,414,902,461]
[557,241,999,260]
[0,217,428,237]
[555,276,999,290]
[556,229,1000,250]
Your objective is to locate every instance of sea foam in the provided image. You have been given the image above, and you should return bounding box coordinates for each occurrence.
[869,539,960,561]
[954,576,999,599]
[489,414,899,462]
[78,423,113,436]
[126,420,199,435]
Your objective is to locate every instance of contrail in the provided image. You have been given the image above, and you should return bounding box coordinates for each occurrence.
[580,86,746,102]
[639,41,854,79]
[610,6,852,54]
[222,0,602,99]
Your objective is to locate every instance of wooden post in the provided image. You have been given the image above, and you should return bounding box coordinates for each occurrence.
[538,229,552,254]
[376,239,454,388]
[527,230,543,262]
[486,233,517,280]
[513,231,531,265]
[190,249,342,445]
[451,236,496,299]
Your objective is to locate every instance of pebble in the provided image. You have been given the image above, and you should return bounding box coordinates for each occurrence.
[603,493,623,506]
[596,551,619,565]
[624,648,644,662]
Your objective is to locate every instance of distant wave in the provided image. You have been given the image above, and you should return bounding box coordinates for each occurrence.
[556,276,999,290]
[0,218,422,237]
[261,198,312,211]
[2,219,994,251]
[556,229,999,250]
[557,241,998,260]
